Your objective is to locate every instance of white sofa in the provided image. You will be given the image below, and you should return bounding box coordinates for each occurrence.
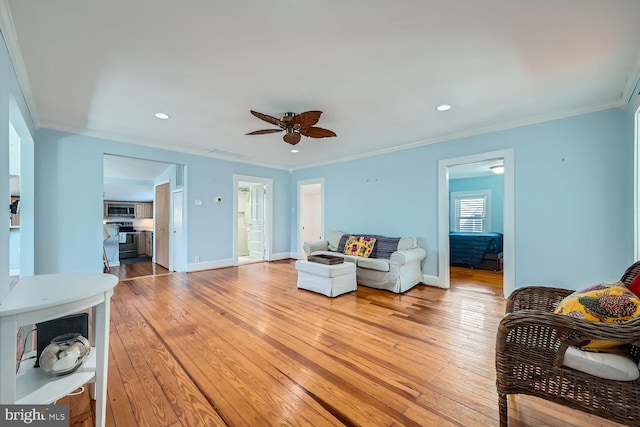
[303,230,426,293]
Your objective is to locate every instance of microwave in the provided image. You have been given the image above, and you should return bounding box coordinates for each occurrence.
[106,203,135,217]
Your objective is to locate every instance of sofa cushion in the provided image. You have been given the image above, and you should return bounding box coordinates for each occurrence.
[343,235,359,256]
[562,346,640,381]
[554,282,640,352]
[356,236,377,258]
[327,230,345,252]
[370,236,401,259]
[357,258,390,272]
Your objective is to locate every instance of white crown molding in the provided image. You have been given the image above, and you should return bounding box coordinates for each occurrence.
[38,121,291,171]
[0,0,38,124]
[289,99,626,171]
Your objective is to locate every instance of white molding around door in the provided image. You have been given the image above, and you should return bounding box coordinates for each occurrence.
[438,149,515,298]
[232,174,273,265]
[297,178,325,259]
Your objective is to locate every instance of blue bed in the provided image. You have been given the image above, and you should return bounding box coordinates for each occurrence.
[449,232,503,270]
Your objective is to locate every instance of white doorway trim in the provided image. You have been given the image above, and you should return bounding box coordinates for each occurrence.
[437,148,515,298]
[171,189,185,272]
[297,178,325,259]
[232,174,273,265]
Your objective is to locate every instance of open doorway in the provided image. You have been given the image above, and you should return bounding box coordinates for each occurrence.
[438,149,515,298]
[298,179,324,259]
[103,155,183,278]
[233,175,273,265]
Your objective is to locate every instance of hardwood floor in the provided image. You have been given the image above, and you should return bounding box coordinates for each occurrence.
[106,261,170,280]
[59,262,628,426]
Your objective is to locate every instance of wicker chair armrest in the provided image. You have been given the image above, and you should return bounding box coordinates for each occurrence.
[506,286,573,313]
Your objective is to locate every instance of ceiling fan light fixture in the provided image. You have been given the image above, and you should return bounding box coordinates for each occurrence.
[291,149,299,153]
[154,112,170,120]
[435,104,452,112]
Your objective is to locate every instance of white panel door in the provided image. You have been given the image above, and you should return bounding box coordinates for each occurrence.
[249,184,264,259]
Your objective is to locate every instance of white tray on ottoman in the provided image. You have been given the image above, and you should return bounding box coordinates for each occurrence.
[295,260,357,297]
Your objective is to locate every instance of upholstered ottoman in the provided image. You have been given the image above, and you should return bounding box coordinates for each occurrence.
[295,260,357,297]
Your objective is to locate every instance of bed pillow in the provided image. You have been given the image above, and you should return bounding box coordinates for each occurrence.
[356,236,377,258]
[343,235,359,256]
[554,282,640,352]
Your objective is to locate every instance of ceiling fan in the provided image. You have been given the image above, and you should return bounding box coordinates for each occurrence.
[246,110,337,145]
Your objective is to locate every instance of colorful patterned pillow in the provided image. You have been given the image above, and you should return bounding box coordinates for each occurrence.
[343,235,359,256]
[554,282,640,352]
[356,236,377,258]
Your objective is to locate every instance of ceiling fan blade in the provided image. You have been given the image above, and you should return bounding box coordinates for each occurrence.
[283,132,301,145]
[299,127,336,138]
[250,110,284,127]
[246,129,283,135]
[290,111,322,128]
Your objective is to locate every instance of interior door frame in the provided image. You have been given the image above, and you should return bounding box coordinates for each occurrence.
[297,178,324,259]
[232,174,273,265]
[438,148,515,298]
[171,188,185,272]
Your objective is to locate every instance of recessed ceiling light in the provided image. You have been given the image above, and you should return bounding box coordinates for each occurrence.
[435,104,452,112]
[154,112,170,120]
[291,149,299,153]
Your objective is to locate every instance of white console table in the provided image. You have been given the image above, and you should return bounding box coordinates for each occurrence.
[0,273,118,427]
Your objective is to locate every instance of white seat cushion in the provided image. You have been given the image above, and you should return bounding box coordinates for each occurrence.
[562,346,640,381]
[357,258,390,272]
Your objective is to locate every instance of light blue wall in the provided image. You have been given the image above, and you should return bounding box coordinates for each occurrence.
[449,175,504,233]
[292,108,632,290]
[34,128,291,274]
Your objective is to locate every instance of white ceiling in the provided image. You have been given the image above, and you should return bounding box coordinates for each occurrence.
[2,0,640,170]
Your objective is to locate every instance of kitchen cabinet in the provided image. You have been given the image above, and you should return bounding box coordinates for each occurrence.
[138,231,153,257]
[137,232,146,256]
[145,232,153,257]
[135,203,153,219]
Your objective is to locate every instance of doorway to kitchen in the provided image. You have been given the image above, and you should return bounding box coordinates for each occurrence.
[103,155,182,278]
[233,175,273,265]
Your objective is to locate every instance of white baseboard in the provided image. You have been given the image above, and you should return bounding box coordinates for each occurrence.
[187,258,234,272]
[422,274,447,288]
[270,252,296,261]
[9,269,20,276]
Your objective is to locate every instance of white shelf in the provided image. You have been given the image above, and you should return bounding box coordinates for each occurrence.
[16,349,96,404]
[0,273,118,427]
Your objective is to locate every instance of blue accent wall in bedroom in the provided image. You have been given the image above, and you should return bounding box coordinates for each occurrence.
[449,175,504,233]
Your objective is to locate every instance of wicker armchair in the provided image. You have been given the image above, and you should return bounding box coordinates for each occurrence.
[495,261,640,426]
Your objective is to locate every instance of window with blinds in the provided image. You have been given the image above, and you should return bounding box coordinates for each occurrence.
[450,190,491,232]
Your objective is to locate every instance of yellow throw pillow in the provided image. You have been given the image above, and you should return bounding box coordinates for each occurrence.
[554,282,640,352]
[343,235,359,256]
[356,236,377,258]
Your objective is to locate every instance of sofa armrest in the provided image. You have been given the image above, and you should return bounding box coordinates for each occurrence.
[303,240,329,256]
[390,248,426,265]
